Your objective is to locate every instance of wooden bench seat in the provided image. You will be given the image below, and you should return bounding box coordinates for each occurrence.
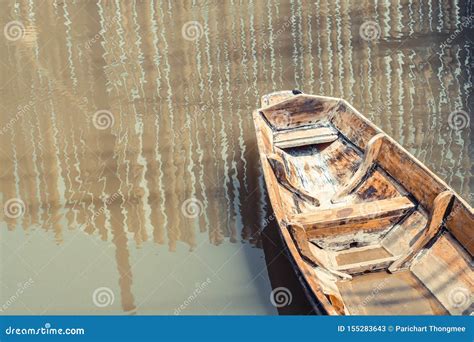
[273,126,338,149]
[291,197,415,238]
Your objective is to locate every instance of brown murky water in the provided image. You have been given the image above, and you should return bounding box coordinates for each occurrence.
[0,0,472,315]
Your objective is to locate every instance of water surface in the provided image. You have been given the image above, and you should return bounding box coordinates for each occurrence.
[0,0,472,315]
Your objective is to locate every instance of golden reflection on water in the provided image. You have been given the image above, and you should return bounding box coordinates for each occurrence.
[0,0,471,314]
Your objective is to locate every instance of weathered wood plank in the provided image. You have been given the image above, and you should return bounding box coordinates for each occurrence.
[288,224,352,280]
[260,94,339,130]
[411,233,473,315]
[389,191,454,272]
[267,152,320,207]
[330,100,379,150]
[292,197,414,233]
[445,197,474,255]
[274,126,338,149]
[332,133,384,202]
[261,90,296,107]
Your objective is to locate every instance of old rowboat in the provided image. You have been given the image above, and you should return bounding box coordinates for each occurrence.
[253,90,473,315]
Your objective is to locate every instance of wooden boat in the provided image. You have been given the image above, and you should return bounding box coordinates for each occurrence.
[253,90,473,315]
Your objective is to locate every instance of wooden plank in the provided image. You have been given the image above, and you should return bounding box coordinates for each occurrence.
[261,90,295,107]
[260,94,339,130]
[274,126,338,149]
[332,133,384,202]
[292,197,415,233]
[336,245,392,266]
[389,191,454,272]
[445,197,474,255]
[411,233,473,315]
[288,224,352,280]
[336,256,399,274]
[267,152,320,207]
[337,271,448,315]
[330,100,379,150]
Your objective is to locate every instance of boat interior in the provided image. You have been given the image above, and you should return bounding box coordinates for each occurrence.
[254,91,473,315]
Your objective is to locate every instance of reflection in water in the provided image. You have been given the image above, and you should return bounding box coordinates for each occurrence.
[0,0,471,314]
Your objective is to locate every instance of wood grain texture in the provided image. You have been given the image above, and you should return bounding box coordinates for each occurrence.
[292,197,414,234]
[389,191,454,272]
[267,152,320,207]
[274,126,338,149]
[332,133,384,202]
[288,224,352,280]
[260,94,339,130]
